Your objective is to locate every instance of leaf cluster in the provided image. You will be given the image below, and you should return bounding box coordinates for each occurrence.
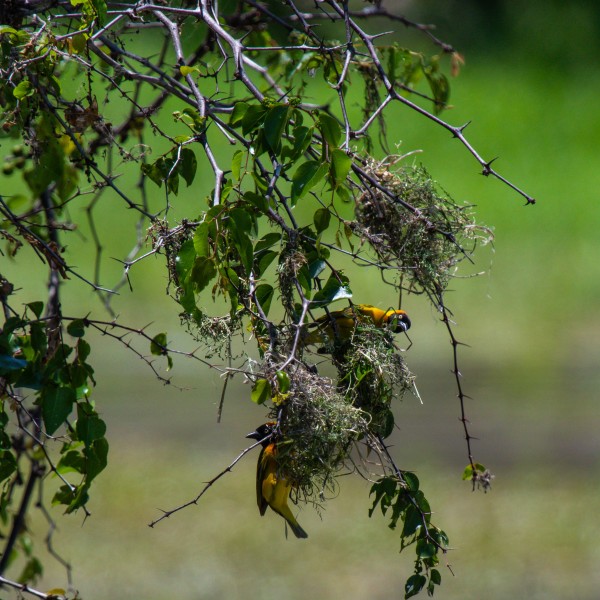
[0,1,531,595]
[370,474,449,598]
[0,301,105,585]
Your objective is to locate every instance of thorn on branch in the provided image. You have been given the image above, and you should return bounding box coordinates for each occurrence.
[481,157,498,176]
[454,121,471,135]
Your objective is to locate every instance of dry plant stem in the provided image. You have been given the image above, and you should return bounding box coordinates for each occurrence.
[34,80,157,219]
[376,435,446,553]
[0,198,115,294]
[148,436,271,527]
[0,461,41,576]
[324,0,535,205]
[0,575,61,600]
[437,298,477,472]
[0,184,70,577]
[36,480,74,591]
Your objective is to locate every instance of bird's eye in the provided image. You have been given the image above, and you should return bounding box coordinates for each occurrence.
[388,313,410,333]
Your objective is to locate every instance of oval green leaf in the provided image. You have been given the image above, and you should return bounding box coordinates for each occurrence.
[291,160,328,205]
[318,113,341,147]
[251,378,271,405]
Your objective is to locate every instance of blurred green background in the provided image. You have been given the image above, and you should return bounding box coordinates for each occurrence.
[4,1,600,598]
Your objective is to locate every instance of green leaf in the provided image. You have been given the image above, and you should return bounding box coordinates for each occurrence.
[29,322,47,354]
[413,490,431,521]
[433,528,449,548]
[254,232,281,253]
[401,504,422,538]
[181,108,205,133]
[389,489,410,529]
[84,437,108,481]
[426,71,450,115]
[67,319,86,338]
[251,379,271,405]
[252,171,269,195]
[318,113,341,148]
[24,134,64,196]
[228,228,252,275]
[291,160,328,204]
[190,256,217,292]
[263,104,290,153]
[331,148,352,185]
[230,102,249,127]
[141,161,164,188]
[178,286,196,314]
[462,462,486,480]
[242,104,268,135]
[18,557,43,585]
[231,149,244,180]
[380,408,395,439]
[13,80,34,100]
[26,302,44,319]
[405,574,427,599]
[430,568,442,586]
[416,538,436,559]
[150,332,167,356]
[0,451,17,483]
[179,148,197,186]
[64,482,90,513]
[229,207,253,235]
[57,450,85,475]
[369,476,398,517]
[193,222,210,257]
[255,284,274,316]
[282,125,313,162]
[62,363,88,389]
[166,168,179,195]
[256,250,277,276]
[312,273,352,306]
[2,317,25,335]
[336,184,351,203]
[175,239,196,282]
[307,258,326,279]
[313,207,331,234]
[403,471,420,492]
[244,191,268,214]
[42,386,76,436]
[276,371,290,394]
[76,403,107,447]
[323,57,344,85]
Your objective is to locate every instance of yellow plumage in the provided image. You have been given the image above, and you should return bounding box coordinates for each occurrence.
[303,304,411,346]
[247,425,308,539]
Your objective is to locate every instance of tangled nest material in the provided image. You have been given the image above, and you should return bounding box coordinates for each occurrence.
[260,322,415,501]
[355,158,493,298]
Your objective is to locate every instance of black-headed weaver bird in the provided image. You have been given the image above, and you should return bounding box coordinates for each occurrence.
[303,303,411,346]
[246,423,308,539]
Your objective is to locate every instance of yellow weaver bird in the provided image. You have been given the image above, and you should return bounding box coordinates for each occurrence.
[246,423,308,539]
[303,304,411,346]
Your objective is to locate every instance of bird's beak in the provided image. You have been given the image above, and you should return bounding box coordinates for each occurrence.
[246,430,261,440]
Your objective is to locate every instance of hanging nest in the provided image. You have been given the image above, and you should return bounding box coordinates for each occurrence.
[261,360,368,502]
[259,320,414,501]
[355,158,493,298]
[335,323,415,439]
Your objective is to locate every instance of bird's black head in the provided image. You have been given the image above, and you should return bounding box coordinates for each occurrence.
[385,310,411,334]
[246,422,275,445]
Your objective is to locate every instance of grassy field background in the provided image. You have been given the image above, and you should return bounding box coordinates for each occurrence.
[3,3,600,598]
